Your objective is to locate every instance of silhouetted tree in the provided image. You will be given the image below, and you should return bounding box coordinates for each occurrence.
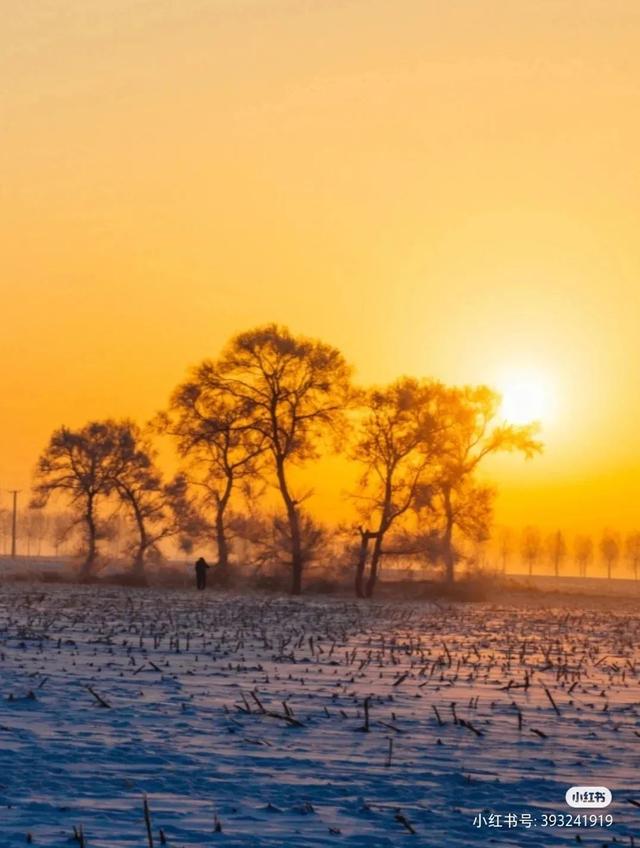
[351,378,446,598]
[23,508,49,556]
[521,526,541,576]
[599,530,620,580]
[228,506,328,584]
[161,361,266,576]
[215,324,352,594]
[435,387,542,583]
[268,511,327,576]
[425,479,496,580]
[33,509,49,555]
[547,530,567,578]
[497,527,513,574]
[625,532,640,581]
[31,421,128,578]
[574,534,593,578]
[108,421,186,581]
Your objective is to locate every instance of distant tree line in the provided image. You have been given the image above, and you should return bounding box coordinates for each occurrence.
[28,324,542,596]
[496,526,640,581]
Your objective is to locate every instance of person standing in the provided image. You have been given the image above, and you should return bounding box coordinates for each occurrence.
[194,556,210,590]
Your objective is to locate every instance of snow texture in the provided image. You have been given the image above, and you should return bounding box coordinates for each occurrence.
[0,584,638,846]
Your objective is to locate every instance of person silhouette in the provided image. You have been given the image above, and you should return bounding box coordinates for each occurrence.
[194,557,210,590]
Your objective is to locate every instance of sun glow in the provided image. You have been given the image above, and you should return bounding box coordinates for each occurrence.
[499,370,553,426]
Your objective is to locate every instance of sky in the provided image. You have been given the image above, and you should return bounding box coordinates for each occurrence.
[1,0,640,537]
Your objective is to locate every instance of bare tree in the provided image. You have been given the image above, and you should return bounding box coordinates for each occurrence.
[497,527,513,574]
[547,530,567,578]
[521,526,541,576]
[426,478,496,581]
[21,510,37,556]
[215,324,352,594]
[254,510,328,579]
[351,378,446,598]
[435,386,542,583]
[599,530,620,580]
[32,510,49,555]
[31,422,127,578]
[626,532,640,581]
[161,362,265,576]
[574,534,593,578]
[109,421,186,581]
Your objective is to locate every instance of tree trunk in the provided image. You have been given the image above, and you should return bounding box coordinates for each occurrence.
[355,529,369,598]
[131,549,148,585]
[275,457,303,595]
[215,508,230,570]
[365,531,384,598]
[363,474,392,599]
[289,506,303,595]
[442,487,455,585]
[214,480,233,580]
[80,498,98,580]
[128,492,149,585]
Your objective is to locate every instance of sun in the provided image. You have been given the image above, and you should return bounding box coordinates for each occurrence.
[498,370,553,426]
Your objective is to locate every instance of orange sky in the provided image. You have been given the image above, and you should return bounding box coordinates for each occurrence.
[2,1,640,535]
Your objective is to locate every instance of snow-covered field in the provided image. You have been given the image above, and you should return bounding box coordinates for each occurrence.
[0,585,638,847]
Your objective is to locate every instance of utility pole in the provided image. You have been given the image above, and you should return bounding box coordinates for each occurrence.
[8,490,19,559]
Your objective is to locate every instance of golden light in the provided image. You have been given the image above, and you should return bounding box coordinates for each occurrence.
[498,370,553,426]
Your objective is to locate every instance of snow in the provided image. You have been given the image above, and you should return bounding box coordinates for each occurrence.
[0,584,638,846]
